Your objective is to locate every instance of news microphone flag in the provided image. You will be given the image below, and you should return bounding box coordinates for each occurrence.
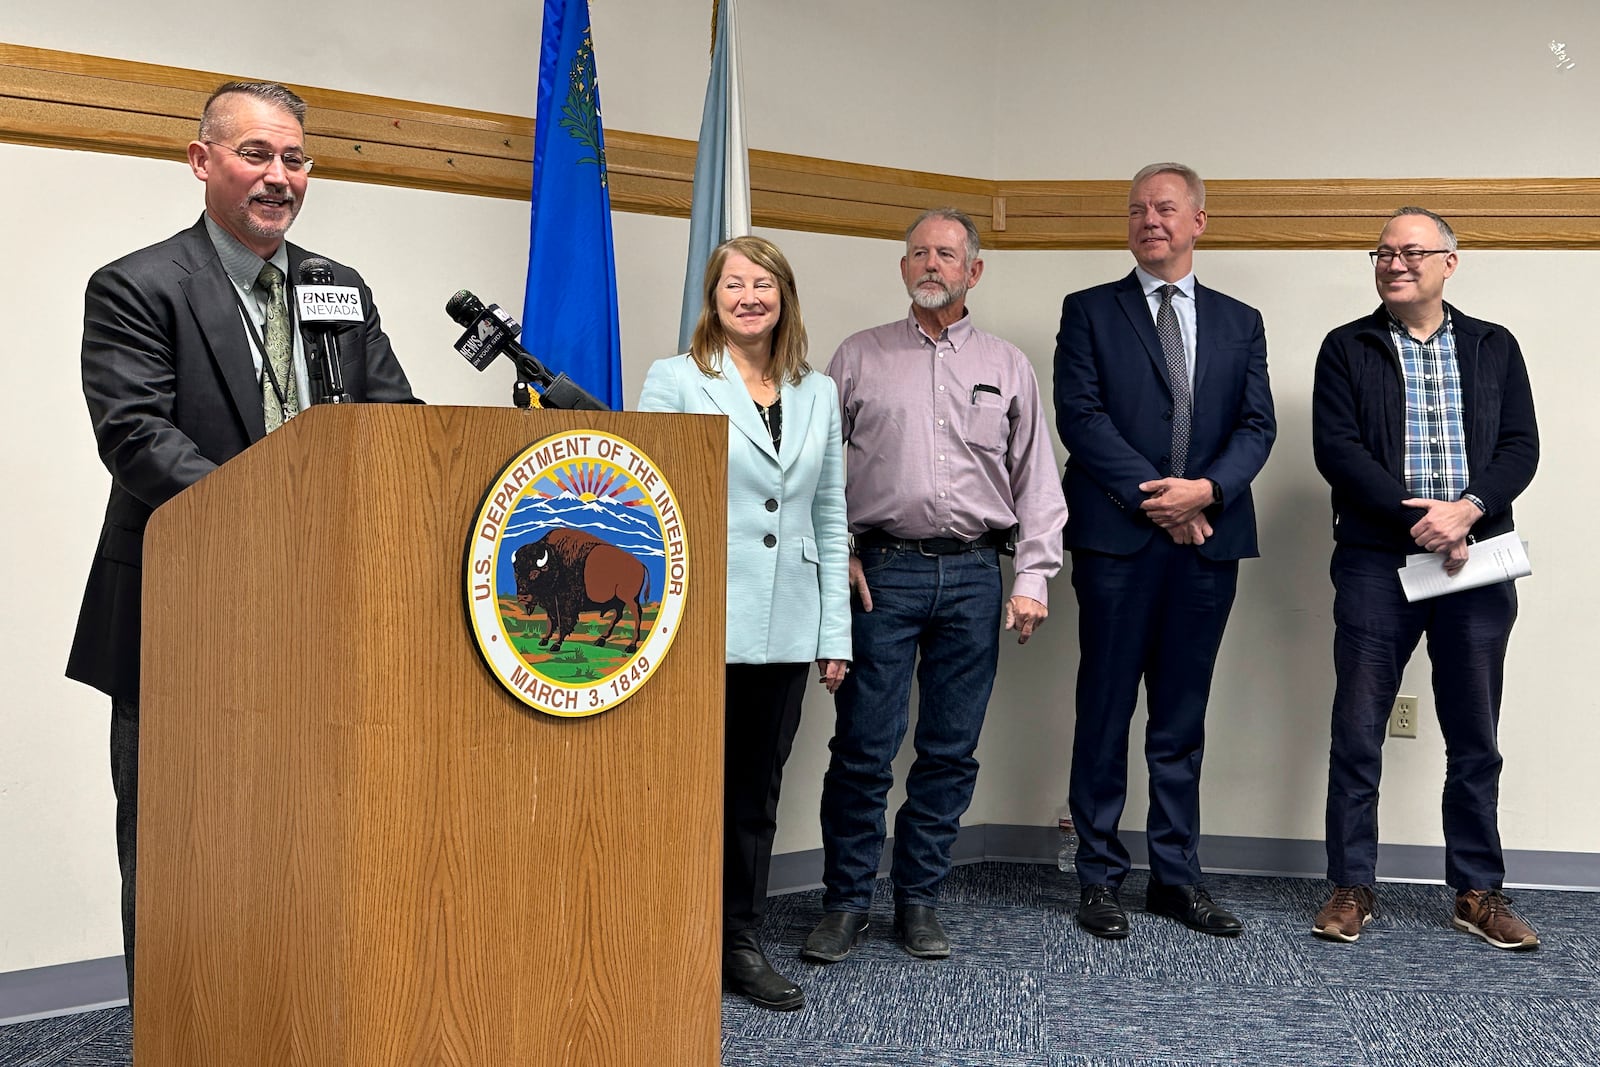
[524,0,623,410]
[677,0,751,352]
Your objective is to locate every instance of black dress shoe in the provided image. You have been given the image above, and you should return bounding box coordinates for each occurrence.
[1077,884,1130,940]
[802,911,869,963]
[894,904,951,959]
[724,930,804,1011]
[1145,882,1244,936]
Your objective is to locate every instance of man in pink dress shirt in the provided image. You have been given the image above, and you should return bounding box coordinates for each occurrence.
[801,208,1067,963]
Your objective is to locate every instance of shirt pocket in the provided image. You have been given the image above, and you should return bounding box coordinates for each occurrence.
[960,390,1010,453]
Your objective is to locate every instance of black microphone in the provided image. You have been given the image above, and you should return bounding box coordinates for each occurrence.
[296,257,353,405]
[445,290,608,411]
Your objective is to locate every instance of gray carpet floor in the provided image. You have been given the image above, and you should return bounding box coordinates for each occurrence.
[3,863,1596,1065]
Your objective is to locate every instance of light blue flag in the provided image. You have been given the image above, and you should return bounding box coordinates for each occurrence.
[524,0,623,409]
[678,0,750,353]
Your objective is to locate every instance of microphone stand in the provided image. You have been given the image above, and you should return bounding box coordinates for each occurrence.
[308,354,352,406]
[508,352,607,411]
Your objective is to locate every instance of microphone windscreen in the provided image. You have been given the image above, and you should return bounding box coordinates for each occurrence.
[298,257,336,284]
[446,290,487,328]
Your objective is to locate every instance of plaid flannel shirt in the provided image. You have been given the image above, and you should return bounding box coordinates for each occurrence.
[1390,311,1470,502]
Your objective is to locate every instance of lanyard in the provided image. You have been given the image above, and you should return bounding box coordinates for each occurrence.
[228,277,302,414]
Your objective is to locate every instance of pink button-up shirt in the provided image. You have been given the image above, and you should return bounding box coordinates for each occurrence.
[826,310,1067,605]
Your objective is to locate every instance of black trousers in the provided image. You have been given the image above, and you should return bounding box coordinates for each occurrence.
[1326,544,1516,889]
[110,697,139,1002]
[723,663,808,936]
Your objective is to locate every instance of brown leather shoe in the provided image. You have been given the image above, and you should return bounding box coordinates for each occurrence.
[1312,885,1376,943]
[1453,889,1540,950]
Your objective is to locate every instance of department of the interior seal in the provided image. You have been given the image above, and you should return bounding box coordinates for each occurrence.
[466,430,688,717]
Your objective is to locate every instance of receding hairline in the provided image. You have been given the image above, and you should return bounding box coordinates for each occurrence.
[1384,206,1458,252]
[197,81,307,141]
[1130,162,1206,211]
[904,207,982,267]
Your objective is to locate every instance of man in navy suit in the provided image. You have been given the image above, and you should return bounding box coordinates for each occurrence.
[1053,163,1275,939]
[66,81,417,998]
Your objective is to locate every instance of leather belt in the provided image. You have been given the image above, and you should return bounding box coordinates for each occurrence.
[855,528,1012,556]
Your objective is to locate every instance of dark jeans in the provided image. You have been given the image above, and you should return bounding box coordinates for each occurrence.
[111,697,139,1002]
[723,663,809,936]
[1068,539,1238,888]
[817,544,1002,912]
[1326,544,1517,890]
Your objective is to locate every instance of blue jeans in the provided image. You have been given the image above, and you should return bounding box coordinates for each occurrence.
[817,544,1003,912]
[1326,545,1517,890]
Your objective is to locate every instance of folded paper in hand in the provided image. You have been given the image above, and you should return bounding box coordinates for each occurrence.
[1398,531,1531,603]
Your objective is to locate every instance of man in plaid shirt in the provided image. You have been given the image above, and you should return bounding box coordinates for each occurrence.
[1310,207,1539,949]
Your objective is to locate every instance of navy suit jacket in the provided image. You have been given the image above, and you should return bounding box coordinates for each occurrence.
[67,217,419,701]
[1053,270,1275,561]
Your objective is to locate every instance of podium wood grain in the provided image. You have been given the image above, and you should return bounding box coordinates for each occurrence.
[138,405,726,1066]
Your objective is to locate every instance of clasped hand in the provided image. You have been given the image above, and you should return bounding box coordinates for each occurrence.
[1403,497,1479,576]
[1139,477,1214,545]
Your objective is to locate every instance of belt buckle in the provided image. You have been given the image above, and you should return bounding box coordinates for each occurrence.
[916,538,939,558]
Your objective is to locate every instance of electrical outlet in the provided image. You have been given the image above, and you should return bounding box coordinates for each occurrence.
[1390,695,1419,738]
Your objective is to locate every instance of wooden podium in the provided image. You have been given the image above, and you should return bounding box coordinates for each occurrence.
[135,405,727,1066]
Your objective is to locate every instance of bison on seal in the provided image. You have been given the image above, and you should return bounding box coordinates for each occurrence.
[512,529,650,654]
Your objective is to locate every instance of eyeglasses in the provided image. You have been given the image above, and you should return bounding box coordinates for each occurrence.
[1369,248,1450,266]
[204,140,314,174]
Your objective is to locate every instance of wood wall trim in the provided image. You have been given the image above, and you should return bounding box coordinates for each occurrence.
[6,43,1600,250]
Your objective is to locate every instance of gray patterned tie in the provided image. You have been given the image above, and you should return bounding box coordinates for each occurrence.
[257,263,296,431]
[1156,283,1190,477]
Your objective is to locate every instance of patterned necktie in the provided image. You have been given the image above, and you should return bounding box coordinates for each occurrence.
[257,263,296,431]
[1156,283,1191,477]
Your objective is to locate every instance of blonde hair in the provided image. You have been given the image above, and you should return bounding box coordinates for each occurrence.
[1132,162,1206,210]
[689,236,810,385]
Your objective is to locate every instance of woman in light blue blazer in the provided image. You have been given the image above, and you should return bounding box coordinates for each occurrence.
[639,236,850,1012]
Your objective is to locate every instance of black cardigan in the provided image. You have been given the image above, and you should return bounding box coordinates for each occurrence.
[1311,304,1539,554]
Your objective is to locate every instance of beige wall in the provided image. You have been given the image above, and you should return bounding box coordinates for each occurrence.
[3,0,1596,973]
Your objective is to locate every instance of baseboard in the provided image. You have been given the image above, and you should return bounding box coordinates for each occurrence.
[0,956,126,1025]
[8,829,1596,1023]
[770,824,1600,895]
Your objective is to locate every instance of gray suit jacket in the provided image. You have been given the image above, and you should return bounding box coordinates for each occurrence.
[67,216,418,701]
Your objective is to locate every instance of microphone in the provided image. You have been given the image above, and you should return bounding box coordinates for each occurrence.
[445,290,608,411]
[295,258,354,405]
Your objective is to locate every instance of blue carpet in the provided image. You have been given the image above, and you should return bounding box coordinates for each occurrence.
[3,864,1595,1065]
[0,1007,131,1066]
[726,864,1599,1067]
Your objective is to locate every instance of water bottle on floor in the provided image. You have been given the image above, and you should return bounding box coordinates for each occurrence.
[1056,805,1077,872]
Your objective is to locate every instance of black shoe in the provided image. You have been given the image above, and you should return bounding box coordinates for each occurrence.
[1077,884,1130,939]
[1145,882,1244,937]
[723,930,804,1011]
[801,911,869,963]
[894,904,951,959]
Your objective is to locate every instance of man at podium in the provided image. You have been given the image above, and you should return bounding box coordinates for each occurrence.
[64,80,418,1000]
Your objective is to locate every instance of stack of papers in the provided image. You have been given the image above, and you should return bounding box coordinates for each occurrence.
[1398,531,1531,603]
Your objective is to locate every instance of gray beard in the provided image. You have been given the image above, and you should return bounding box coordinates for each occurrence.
[909,279,964,310]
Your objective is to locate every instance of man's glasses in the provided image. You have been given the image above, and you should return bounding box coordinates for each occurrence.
[1369,248,1450,267]
[204,140,314,174]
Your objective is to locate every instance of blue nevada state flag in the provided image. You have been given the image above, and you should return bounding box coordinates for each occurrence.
[524,0,623,409]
